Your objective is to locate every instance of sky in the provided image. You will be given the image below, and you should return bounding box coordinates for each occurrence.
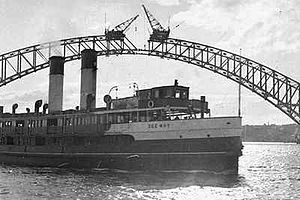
[0,0,300,125]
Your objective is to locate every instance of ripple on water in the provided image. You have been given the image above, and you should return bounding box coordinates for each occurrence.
[0,143,299,200]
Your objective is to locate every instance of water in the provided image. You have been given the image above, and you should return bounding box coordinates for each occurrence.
[0,143,299,200]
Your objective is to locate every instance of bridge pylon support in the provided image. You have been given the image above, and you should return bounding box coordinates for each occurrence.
[80,49,97,111]
[48,56,65,113]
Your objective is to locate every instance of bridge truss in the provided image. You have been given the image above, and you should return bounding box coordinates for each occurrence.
[0,35,299,124]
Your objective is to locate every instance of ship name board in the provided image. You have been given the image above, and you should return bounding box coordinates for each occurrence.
[148,123,170,129]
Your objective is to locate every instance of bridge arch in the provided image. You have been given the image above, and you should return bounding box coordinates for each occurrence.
[0,35,299,124]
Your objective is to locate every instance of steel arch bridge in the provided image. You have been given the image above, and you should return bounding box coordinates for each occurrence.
[0,35,300,124]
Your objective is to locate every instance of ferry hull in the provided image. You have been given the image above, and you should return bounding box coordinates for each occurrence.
[0,136,241,174]
[0,152,239,174]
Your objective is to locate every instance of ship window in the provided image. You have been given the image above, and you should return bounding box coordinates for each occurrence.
[139,111,147,122]
[65,118,72,126]
[58,119,62,126]
[20,137,24,145]
[17,137,21,145]
[175,90,180,98]
[30,137,35,145]
[166,89,173,98]
[154,89,160,98]
[182,91,188,99]
[46,137,52,145]
[138,90,148,100]
[131,112,138,122]
[50,137,57,145]
[90,116,95,124]
[108,115,112,123]
[73,136,85,145]
[76,117,82,125]
[6,136,14,145]
[23,137,28,145]
[36,120,42,127]
[35,136,45,146]
[5,121,12,127]
[43,120,47,127]
[32,120,36,128]
[147,91,151,99]
[47,118,58,127]
[98,114,105,124]
[148,111,154,121]
[108,114,117,124]
[117,114,123,123]
[35,120,39,127]
[0,136,5,144]
[85,117,90,125]
[16,120,25,127]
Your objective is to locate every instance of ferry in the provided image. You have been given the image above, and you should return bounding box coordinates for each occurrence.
[0,80,242,174]
[0,52,242,174]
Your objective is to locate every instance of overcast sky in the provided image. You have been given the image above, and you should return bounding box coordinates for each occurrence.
[0,0,300,125]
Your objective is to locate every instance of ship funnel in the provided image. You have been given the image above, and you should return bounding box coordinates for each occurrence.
[43,104,48,114]
[0,106,3,114]
[26,108,30,113]
[12,103,18,114]
[48,56,64,113]
[80,49,97,111]
[35,100,42,114]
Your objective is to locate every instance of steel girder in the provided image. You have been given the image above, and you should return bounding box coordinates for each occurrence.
[0,36,299,124]
[0,35,137,87]
[147,38,300,124]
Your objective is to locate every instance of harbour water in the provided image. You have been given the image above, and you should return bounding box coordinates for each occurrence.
[0,143,299,200]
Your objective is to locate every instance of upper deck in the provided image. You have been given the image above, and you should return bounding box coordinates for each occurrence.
[0,81,218,139]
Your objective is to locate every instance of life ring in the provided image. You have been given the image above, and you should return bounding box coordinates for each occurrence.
[148,100,154,108]
[103,94,112,104]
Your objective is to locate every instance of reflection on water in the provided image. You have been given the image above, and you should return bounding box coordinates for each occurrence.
[0,143,299,200]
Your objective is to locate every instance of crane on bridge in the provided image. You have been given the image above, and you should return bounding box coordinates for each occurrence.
[142,4,170,42]
[105,15,139,41]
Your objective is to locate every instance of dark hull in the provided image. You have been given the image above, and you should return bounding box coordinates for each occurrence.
[0,152,239,174]
[0,136,241,174]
